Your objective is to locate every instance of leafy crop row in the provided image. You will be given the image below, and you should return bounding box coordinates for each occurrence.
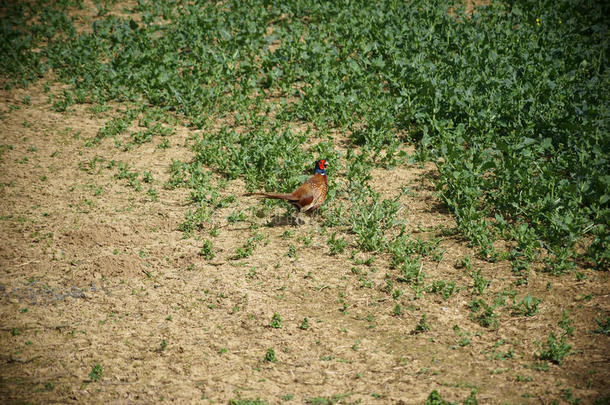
[1,0,607,267]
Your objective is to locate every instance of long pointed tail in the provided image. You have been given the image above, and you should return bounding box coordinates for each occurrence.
[246,192,298,201]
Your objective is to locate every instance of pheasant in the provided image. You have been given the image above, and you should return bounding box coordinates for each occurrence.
[248,160,328,219]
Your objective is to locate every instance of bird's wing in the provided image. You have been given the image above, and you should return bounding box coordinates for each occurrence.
[297,194,314,208]
[292,181,315,208]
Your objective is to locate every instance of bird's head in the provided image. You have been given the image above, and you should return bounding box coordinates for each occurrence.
[314,159,327,175]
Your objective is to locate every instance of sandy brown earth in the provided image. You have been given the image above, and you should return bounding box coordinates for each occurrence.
[0,77,609,405]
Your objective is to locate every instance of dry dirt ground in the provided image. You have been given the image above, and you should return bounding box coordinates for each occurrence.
[0,79,609,405]
[0,1,609,400]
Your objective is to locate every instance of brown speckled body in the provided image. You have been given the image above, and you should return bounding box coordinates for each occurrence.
[249,160,328,213]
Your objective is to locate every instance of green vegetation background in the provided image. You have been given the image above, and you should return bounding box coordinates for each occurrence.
[1,0,608,270]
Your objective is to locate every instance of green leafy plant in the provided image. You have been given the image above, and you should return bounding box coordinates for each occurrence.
[396,257,425,286]
[305,393,351,405]
[425,390,449,405]
[89,364,103,381]
[463,389,478,405]
[539,333,571,365]
[199,239,215,260]
[229,399,268,405]
[560,310,575,337]
[471,269,489,296]
[427,280,458,299]
[469,299,498,329]
[512,295,542,317]
[232,233,267,260]
[412,314,430,334]
[264,348,277,363]
[593,317,610,335]
[327,233,348,255]
[269,313,282,329]
[527,361,550,372]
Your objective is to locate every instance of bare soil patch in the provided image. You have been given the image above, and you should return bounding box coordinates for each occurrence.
[0,76,608,405]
